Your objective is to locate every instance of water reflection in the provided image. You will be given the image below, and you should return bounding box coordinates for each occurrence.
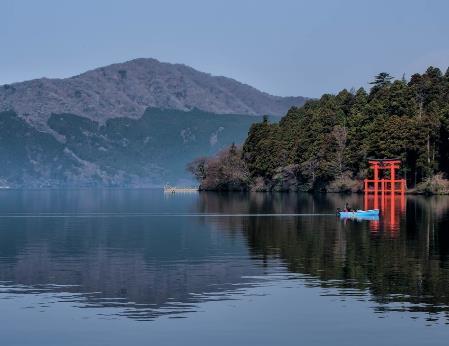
[362,192,406,233]
[196,192,449,322]
[0,190,448,324]
[0,216,269,320]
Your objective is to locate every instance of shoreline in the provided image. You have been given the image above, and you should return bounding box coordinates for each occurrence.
[198,187,449,196]
[0,186,447,196]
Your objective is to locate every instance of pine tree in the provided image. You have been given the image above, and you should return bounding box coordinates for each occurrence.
[369,72,394,87]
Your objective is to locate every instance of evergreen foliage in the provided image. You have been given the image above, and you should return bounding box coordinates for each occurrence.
[192,67,449,192]
[0,108,267,187]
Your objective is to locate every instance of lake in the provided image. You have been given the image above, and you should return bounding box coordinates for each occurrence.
[0,189,448,345]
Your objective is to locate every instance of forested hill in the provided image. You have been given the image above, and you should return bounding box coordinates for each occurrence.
[190,67,449,193]
[0,58,308,187]
[0,108,267,188]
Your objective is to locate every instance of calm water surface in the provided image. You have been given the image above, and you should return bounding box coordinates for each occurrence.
[0,190,448,345]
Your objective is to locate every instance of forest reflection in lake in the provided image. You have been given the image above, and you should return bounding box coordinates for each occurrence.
[197,192,449,318]
[0,189,448,345]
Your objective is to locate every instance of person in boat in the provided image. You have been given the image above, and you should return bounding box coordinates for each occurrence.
[337,203,354,214]
[344,202,352,212]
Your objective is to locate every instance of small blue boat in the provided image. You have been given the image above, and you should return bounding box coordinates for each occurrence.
[338,209,380,219]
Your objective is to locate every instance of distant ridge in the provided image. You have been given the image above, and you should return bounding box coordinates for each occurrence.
[0,58,307,130]
[0,58,307,187]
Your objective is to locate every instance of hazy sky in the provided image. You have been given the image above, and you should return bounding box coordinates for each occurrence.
[2,0,449,97]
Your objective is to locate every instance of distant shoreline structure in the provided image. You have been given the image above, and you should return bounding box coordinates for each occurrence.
[163,184,198,193]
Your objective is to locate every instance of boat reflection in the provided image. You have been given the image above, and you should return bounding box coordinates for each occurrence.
[341,214,379,221]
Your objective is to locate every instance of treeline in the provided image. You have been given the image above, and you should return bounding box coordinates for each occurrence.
[189,67,449,192]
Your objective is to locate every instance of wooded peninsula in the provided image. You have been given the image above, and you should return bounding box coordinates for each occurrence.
[189,67,449,194]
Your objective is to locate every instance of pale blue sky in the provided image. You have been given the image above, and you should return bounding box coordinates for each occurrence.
[2,0,449,97]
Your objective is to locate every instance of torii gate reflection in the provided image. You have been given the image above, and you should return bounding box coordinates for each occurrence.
[364,159,406,233]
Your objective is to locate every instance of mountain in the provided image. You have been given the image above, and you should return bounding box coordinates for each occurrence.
[0,58,306,187]
[0,108,274,187]
[0,58,306,131]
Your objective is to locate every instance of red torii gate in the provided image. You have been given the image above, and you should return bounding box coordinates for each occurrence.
[364,159,406,195]
[364,159,406,216]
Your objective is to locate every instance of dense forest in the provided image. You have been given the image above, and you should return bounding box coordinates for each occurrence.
[0,108,264,187]
[189,67,449,193]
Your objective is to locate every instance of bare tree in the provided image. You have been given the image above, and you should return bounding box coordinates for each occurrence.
[332,125,348,178]
[300,156,320,187]
[187,157,208,181]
